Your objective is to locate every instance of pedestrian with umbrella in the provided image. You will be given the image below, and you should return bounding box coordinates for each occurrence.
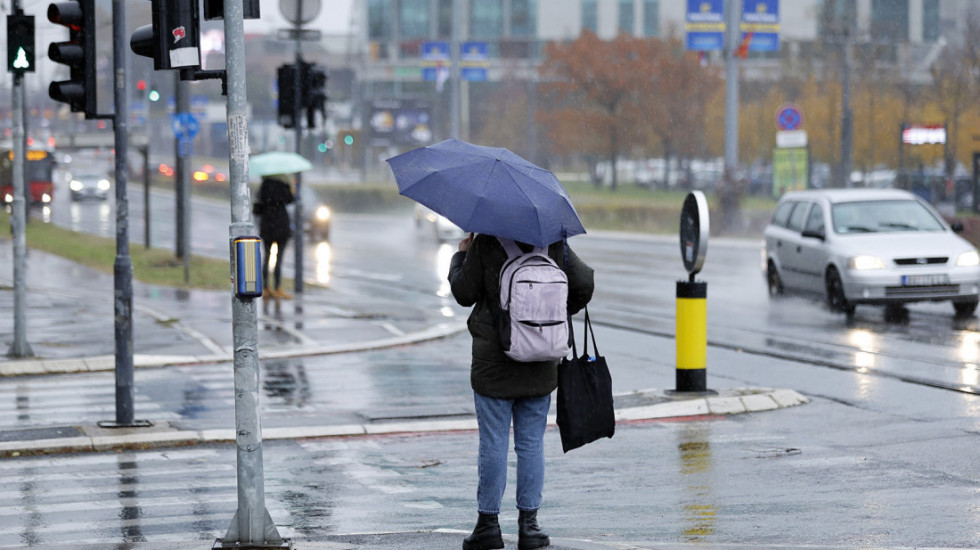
[388,139,595,550]
[249,152,313,300]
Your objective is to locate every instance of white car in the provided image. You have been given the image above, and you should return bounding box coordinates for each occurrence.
[763,188,980,316]
[414,204,466,242]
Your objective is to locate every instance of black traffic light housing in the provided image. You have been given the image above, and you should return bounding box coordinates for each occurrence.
[130,0,201,71]
[48,0,96,116]
[304,64,328,128]
[277,64,297,129]
[7,12,35,75]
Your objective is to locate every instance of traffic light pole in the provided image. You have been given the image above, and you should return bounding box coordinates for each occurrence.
[219,0,285,546]
[99,0,149,429]
[6,6,33,358]
[293,22,305,295]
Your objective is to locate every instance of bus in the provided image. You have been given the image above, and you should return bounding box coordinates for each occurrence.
[1,149,56,206]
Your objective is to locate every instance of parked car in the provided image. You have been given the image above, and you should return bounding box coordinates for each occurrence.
[763,188,980,316]
[414,203,466,242]
[68,171,111,201]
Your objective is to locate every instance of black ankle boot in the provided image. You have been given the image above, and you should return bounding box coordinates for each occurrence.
[518,509,550,549]
[462,513,504,550]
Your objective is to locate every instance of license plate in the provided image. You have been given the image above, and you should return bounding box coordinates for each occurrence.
[902,274,950,286]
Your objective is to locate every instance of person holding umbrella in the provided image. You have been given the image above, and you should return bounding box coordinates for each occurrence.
[388,139,594,550]
[249,152,313,300]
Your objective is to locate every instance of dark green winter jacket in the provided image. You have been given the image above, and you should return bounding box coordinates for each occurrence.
[448,234,595,399]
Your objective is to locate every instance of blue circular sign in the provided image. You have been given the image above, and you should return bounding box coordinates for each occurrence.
[776,105,803,131]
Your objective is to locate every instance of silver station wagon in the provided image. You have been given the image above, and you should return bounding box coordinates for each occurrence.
[763,188,980,316]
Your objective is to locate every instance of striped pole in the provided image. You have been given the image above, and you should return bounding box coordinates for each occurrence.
[676,280,707,392]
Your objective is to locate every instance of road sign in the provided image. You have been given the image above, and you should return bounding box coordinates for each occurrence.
[171,112,199,141]
[460,42,488,82]
[276,28,321,41]
[776,104,802,131]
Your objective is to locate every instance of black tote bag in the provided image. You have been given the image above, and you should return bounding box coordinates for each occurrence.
[556,308,615,453]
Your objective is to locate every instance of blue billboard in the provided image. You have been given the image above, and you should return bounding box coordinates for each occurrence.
[742,0,779,52]
[686,0,725,52]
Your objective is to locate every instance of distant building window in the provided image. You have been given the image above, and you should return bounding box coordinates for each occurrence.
[471,0,504,38]
[922,0,939,43]
[871,0,908,43]
[400,0,430,39]
[438,0,453,38]
[512,0,536,37]
[818,0,856,37]
[643,0,658,37]
[582,0,597,33]
[618,0,634,35]
[368,0,394,40]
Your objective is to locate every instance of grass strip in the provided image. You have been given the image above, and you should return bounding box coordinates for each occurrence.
[0,208,235,290]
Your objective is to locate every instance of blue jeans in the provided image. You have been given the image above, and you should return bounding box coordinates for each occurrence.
[472,391,551,515]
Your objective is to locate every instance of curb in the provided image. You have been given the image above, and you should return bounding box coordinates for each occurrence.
[0,388,809,457]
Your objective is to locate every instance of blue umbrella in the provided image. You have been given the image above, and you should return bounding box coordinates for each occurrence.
[386,139,585,247]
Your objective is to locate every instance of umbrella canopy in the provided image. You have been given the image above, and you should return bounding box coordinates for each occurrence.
[386,139,585,247]
[249,151,313,178]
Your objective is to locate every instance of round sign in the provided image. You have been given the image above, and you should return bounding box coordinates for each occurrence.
[776,104,803,131]
[679,191,709,277]
[279,0,321,25]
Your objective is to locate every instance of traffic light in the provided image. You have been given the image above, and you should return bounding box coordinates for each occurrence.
[47,0,96,115]
[304,64,328,128]
[130,0,201,71]
[277,64,297,129]
[7,13,35,75]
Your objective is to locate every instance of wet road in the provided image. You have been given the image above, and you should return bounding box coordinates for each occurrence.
[45,180,980,397]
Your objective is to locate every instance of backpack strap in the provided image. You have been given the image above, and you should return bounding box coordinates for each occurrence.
[497,237,546,257]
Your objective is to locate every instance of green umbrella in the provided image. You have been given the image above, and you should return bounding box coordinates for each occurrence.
[249,151,313,178]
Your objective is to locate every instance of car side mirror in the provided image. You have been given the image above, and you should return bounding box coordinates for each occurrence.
[950,222,964,233]
[801,229,825,241]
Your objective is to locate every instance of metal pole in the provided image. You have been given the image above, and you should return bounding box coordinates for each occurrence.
[143,146,150,249]
[840,41,853,188]
[105,0,141,427]
[293,17,305,295]
[221,0,284,545]
[450,0,460,138]
[176,78,191,283]
[724,0,741,174]
[7,3,33,358]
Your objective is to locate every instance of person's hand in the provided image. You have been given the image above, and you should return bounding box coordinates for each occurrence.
[458,233,474,252]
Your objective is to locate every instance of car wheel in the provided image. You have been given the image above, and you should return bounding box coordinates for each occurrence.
[767,261,784,297]
[826,266,855,315]
[953,299,978,317]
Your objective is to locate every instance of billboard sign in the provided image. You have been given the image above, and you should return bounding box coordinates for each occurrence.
[742,0,779,52]
[368,98,433,146]
[902,124,946,145]
[686,0,725,52]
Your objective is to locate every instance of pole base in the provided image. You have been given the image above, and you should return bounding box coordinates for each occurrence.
[213,538,292,549]
[673,369,711,394]
[97,420,154,429]
[5,342,34,358]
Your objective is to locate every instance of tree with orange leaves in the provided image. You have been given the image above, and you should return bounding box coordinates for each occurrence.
[538,31,722,190]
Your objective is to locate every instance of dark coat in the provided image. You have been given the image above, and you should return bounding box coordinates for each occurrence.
[448,234,594,399]
[257,177,294,243]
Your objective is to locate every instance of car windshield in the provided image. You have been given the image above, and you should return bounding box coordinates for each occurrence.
[831,199,945,234]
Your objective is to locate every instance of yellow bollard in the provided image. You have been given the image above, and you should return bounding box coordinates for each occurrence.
[675,280,707,392]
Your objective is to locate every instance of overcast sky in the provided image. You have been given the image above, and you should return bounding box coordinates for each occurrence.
[245,0,354,36]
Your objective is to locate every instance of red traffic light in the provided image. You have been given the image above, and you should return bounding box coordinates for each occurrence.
[137,79,147,91]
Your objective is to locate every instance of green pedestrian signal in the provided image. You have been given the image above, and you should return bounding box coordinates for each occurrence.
[344,135,353,146]
[7,13,35,74]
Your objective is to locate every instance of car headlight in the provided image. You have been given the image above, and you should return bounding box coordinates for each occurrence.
[848,255,886,270]
[315,205,331,221]
[956,250,980,267]
[97,179,110,191]
[41,193,51,203]
[3,193,11,203]
[69,180,83,191]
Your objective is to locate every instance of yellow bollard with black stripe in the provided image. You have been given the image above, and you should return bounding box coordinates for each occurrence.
[676,280,707,392]
[675,191,711,393]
